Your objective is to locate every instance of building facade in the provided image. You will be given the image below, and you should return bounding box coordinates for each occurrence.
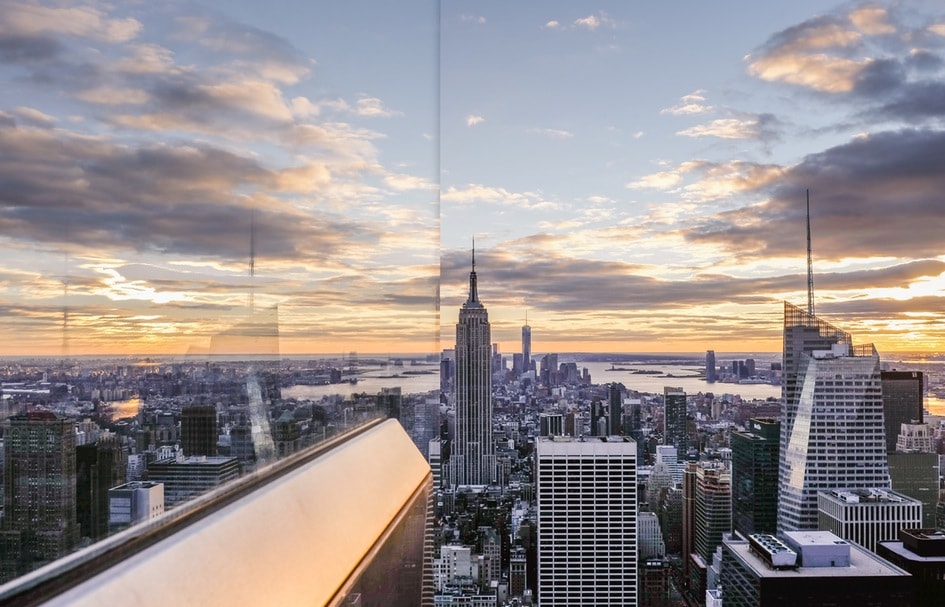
[663,387,688,456]
[881,370,923,453]
[778,309,891,532]
[451,250,495,486]
[731,418,780,538]
[536,436,637,606]
[0,412,78,583]
[817,488,922,552]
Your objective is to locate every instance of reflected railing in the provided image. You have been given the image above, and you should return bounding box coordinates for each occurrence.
[0,414,433,606]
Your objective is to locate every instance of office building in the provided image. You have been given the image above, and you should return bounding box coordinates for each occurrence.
[705,350,716,383]
[663,387,688,456]
[180,405,218,457]
[638,511,666,559]
[450,249,495,486]
[895,421,934,453]
[146,455,240,508]
[694,462,731,564]
[818,488,922,552]
[108,481,165,531]
[608,382,624,435]
[778,304,890,532]
[536,436,637,606]
[731,418,780,538]
[720,531,913,606]
[76,438,127,541]
[0,412,78,583]
[877,528,945,607]
[888,450,939,528]
[881,370,923,453]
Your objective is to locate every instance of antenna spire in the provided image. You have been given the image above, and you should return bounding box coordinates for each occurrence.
[467,239,479,303]
[806,189,815,318]
[249,208,256,313]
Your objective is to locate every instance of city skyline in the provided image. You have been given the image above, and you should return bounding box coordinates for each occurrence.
[2,1,945,356]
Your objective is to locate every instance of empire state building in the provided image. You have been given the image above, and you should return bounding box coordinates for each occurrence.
[451,248,495,486]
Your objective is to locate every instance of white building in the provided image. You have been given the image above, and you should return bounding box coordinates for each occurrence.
[433,544,476,592]
[817,488,922,552]
[896,422,935,453]
[778,338,890,532]
[108,481,165,531]
[638,511,666,559]
[537,436,637,606]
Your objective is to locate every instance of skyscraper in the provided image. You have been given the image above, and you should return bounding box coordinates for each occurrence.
[778,308,891,532]
[76,438,127,541]
[181,404,218,457]
[705,350,716,383]
[451,248,495,486]
[536,436,637,606]
[1,412,79,582]
[521,316,531,375]
[663,387,688,456]
[881,370,923,453]
[731,418,780,538]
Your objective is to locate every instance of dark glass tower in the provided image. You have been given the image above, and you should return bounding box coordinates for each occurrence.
[881,370,923,453]
[663,387,688,456]
[181,404,218,457]
[451,248,494,486]
[731,418,780,538]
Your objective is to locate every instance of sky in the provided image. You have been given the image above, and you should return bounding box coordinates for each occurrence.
[1,1,944,357]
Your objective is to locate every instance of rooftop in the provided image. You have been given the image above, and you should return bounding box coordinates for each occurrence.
[725,533,909,578]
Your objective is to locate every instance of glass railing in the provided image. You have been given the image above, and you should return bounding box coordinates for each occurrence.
[0,416,433,606]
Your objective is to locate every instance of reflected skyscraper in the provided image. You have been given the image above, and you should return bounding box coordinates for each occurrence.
[450,248,495,486]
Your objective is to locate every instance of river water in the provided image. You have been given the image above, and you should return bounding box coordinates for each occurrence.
[106,358,945,416]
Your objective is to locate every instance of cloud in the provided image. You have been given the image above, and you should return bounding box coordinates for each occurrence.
[354,96,401,118]
[528,127,573,139]
[573,13,616,31]
[677,114,781,140]
[0,2,142,43]
[849,5,896,36]
[460,14,486,25]
[442,184,559,211]
[661,90,714,115]
[680,129,945,261]
[545,20,560,30]
[466,114,485,127]
[626,171,682,190]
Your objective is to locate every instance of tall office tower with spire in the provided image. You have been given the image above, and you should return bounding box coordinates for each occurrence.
[521,314,532,375]
[451,247,495,486]
[778,196,889,532]
[777,312,891,532]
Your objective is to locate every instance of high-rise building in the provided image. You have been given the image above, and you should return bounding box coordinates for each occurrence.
[521,319,531,375]
[451,249,495,486]
[731,418,780,538]
[817,488,922,552]
[663,387,688,456]
[0,412,79,583]
[881,370,923,453]
[888,450,939,528]
[705,350,716,383]
[536,436,637,606]
[608,382,623,435]
[778,302,890,533]
[694,462,731,564]
[181,404,218,457]
[76,438,127,541]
